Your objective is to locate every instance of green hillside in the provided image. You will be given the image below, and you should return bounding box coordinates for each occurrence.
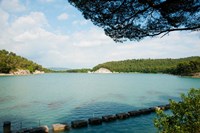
[0,49,50,73]
[92,57,200,75]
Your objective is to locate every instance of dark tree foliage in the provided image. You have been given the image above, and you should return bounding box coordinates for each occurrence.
[68,0,200,42]
[173,61,200,76]
[66,68,91,73]
[0,62,11,73]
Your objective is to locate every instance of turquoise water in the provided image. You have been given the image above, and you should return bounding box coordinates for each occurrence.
[0,73,200,133]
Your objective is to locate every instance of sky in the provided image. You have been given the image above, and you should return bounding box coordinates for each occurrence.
[0,0,200,69]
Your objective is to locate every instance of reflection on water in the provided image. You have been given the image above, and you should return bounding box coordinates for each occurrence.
[0,73,200,132]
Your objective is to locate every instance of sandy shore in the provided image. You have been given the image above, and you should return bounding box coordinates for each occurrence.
[0,73,14,76]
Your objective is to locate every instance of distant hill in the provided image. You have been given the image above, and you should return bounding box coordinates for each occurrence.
[48,67,70,71]
[0,49,51,74]
[2,49,199,76]
[65,68,91,73]
[92,57,200,76]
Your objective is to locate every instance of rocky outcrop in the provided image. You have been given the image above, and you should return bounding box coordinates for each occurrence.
[93,68,112,73]
[192,72,200,78]
[8,69,45,75]
[33,70,45,74]
[12,69,31,75]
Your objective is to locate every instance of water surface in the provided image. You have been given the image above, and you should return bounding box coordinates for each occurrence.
[0,73,200,132]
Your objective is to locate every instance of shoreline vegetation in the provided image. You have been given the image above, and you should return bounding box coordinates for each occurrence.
[0,49,200,77]
[0,49,51,76]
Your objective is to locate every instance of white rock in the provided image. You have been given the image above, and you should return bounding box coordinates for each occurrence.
[94,68,112,73]
[33,70,45,74]
[52,123,70,131]
[12,69,30,75]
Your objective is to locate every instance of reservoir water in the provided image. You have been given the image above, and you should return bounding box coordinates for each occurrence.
[0,73,200,133]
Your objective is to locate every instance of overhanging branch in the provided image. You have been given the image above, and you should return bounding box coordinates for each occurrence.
[148,26,200,37]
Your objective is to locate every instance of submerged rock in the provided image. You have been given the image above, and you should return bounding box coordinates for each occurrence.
[71,120,88,128]
[102,115,117,122]
[17,125,49,133]
[116,113,130,119]
[88,117,102,125]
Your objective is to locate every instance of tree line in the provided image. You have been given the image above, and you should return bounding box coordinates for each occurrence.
[65,68,91,73]
[0,49,50,73]
[92,57,200,76]
[2,49,199,76]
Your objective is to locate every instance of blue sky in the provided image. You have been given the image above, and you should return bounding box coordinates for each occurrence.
[0,0,200,68]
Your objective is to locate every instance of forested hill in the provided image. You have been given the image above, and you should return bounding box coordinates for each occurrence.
[0,49,50,73]
[92,57,200,75]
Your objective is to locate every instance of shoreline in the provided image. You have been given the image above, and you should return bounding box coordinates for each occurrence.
[191,72,200,78]
[0,72,199,78]
[0,74,37,76]
[0,69,45,76]
[0,73,14,76]
[0,73,45,76]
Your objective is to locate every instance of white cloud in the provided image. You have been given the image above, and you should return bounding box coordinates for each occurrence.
[0,10,112,68]
[106,31,200,61]
[11,12,48,32]
[0,0,26,12]
[72,20,89,25]
[0,11,49,51]
[0,9,9,30]
[38,0,54,3]
[71,28,113,48]
[0,6,199,68]
[57,13,68,21]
